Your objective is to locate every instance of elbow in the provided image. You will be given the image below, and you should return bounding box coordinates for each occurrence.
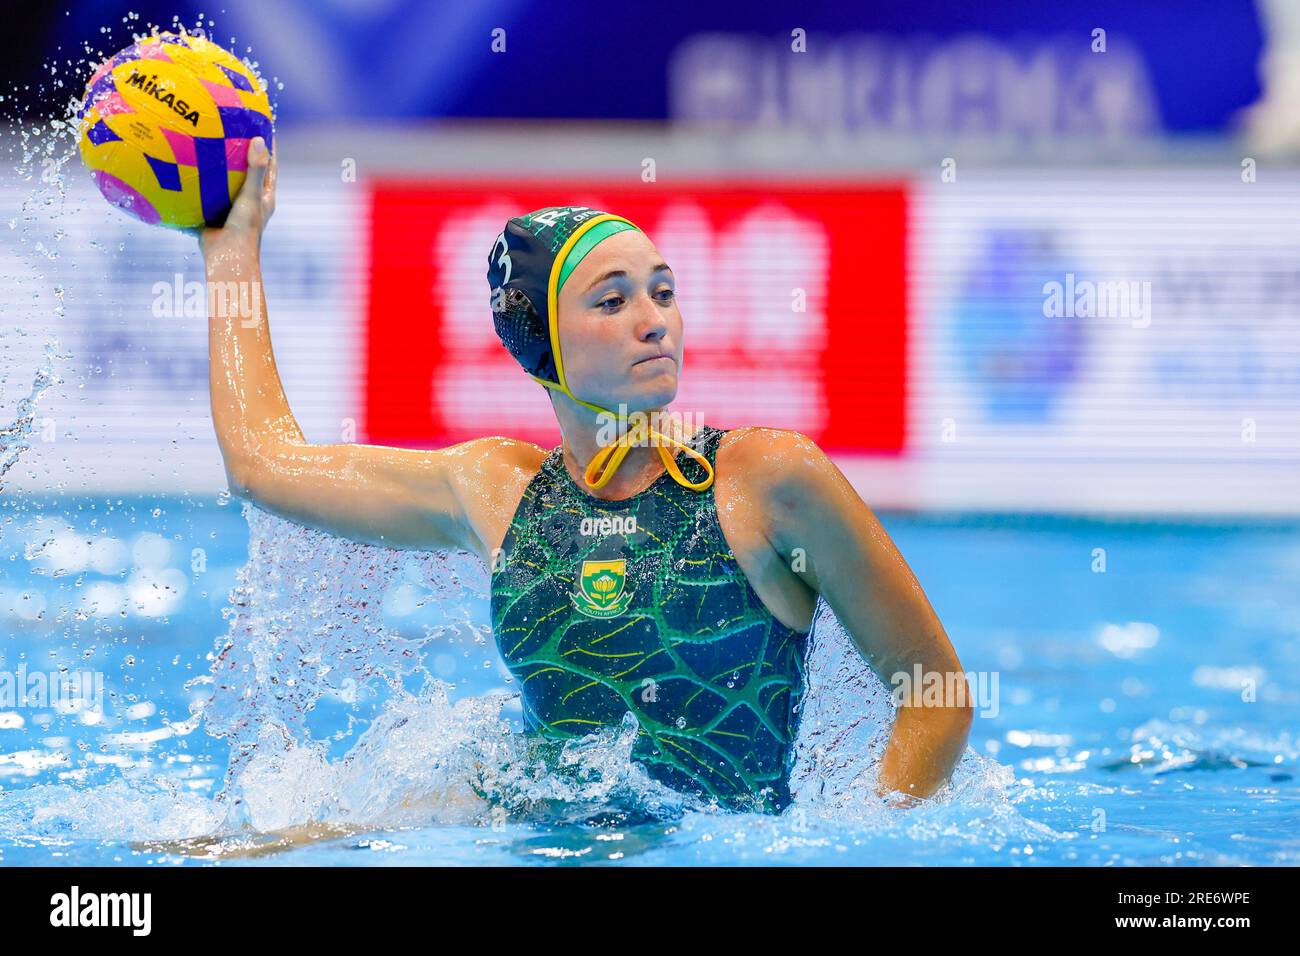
[221,437,309,503]
[899,670,975,737]
[946,667,976,731]
[922,694,975,766]
[940,650,976,729]
[954,696,975,734]
[947,689,976,752]
[216,429,294,501]
[916,689,973,733]
[222,451,262,501]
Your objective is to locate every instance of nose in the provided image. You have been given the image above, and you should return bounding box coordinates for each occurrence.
[635,291,669,341]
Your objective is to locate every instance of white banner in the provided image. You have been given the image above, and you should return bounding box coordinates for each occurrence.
[903,169,1300,513]
[1,167,362,493]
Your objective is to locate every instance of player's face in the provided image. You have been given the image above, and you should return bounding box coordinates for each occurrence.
[555,229,683,413]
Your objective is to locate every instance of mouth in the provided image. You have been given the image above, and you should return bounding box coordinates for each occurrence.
[633,355,675,368]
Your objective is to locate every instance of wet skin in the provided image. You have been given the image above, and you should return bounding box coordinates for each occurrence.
[199,138,973,803]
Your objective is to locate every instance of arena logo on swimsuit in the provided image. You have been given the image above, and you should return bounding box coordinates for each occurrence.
[579,515,636,536]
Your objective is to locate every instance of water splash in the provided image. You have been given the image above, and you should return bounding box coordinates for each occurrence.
[0,336,66,490]
[1103,719,1298,775]
[189,505,705,834]
[1,500,1041,855]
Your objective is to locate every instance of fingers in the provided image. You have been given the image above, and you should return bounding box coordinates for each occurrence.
[239,137,269,199]
[231,136,269,214]
[263,145,278,215]
[248,135,269,166]
[217,137,274,233]
[266,150,277,190]
[224,137,268,219]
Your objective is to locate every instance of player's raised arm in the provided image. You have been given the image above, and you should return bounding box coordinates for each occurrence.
[199,136,538,557]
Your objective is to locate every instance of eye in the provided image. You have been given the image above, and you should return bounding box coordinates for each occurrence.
[655,287,676,302]
[597,295,624,313]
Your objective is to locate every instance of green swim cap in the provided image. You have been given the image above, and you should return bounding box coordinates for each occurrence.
[556,218,639,293]
[487,206,641,385]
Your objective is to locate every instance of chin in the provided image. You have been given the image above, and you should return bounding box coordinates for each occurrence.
[643,374,679,408]
[607,380,678,413]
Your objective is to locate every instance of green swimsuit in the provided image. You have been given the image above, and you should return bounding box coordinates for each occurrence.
[489,424,809,813]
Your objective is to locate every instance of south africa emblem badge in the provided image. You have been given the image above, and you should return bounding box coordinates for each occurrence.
[572,558,633,619]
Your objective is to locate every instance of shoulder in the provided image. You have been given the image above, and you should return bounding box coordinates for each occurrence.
[446,435,547,484]
[479,435,549,468]
[716,425,820,459]
[434,435,547,516]
[715,426,839,504]
[715,427,877,566]
[438,436,548,562]
[715,426,865,545]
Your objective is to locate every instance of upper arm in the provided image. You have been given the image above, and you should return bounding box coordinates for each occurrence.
[739,428,965,686]
[234,435,544,558]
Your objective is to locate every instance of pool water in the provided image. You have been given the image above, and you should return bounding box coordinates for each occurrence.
[1,495,1297,866]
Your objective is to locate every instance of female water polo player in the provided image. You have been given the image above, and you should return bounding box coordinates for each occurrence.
[200,137,972,813]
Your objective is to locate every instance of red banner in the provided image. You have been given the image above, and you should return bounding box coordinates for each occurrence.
[364,181,907,454]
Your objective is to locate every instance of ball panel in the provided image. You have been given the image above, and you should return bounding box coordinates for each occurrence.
[92,105,177,162]
[93,168,162,226]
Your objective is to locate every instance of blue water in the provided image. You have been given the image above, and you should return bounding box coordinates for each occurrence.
[1,495,1297,866]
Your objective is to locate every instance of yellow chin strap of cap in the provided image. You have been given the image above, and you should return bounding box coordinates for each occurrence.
[526,213,715,493]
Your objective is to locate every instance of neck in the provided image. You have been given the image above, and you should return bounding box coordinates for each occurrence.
[549,391,691,500]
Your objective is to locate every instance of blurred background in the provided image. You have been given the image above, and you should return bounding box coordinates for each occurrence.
[1,0,1297,515]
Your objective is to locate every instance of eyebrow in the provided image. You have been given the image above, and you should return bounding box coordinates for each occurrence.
[583,262,673,295]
